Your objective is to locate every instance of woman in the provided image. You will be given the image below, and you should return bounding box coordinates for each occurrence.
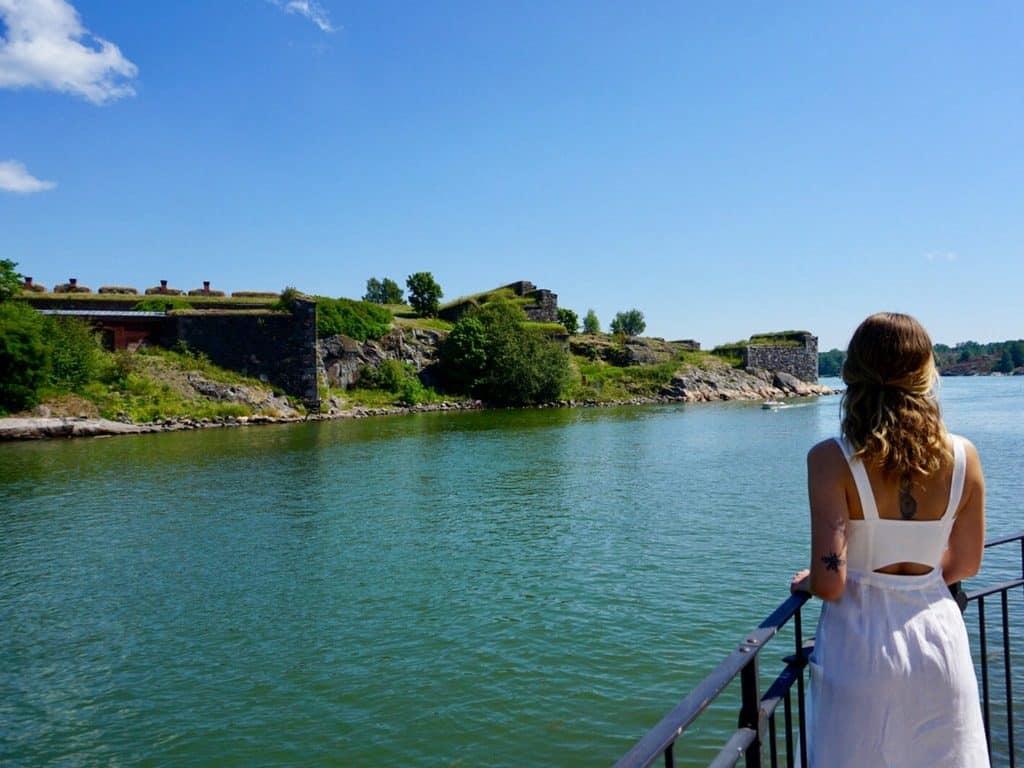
[790,312,989,767]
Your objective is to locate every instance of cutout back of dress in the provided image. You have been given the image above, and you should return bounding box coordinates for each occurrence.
[835,435,967,573]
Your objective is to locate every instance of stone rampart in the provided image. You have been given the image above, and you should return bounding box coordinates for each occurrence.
[743,333,818,383]
[523,289,558,322]
[173,298,319,409]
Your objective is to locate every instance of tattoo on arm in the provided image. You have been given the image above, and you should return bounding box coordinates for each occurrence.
[821,552,844,572]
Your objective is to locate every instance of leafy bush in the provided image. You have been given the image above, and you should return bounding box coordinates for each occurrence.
[0,259,22,302]
[359,360,410,391]
[134,296,193,312]
[440,299,570,405]
[406,272,443,317]
[439,316,488,392]
[46,317,101,389]
[0,301,48,412]
[316,297,391,340]
[583,308,600,335]
[357,359,431,405]
[274,285,302,311]
[610,309,646,337]
[557,308,579,335]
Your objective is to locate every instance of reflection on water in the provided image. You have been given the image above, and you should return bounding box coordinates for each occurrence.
[1,377,1021,766]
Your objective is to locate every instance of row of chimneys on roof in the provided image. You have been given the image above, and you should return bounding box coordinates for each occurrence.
[22,277,228,296]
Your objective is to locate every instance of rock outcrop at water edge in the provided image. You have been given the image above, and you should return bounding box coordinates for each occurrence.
[659,366,835,403]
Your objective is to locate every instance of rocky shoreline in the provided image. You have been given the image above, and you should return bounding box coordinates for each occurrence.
[0,366,838,441]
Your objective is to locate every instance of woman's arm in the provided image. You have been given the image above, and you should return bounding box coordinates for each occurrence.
[941,440,986,585]
[792,441,850,601]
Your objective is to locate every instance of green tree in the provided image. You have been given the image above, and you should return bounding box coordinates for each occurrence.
[0,302,48,412]
[557,308,579,335]
[440,299,570,405]
[439,315,488,392]
[406,272,443,317]
[610,309,646,337]
[0,259,22,302]
[582,308,600,335]
[1010,341,1024,368]
[46,317,101,389]
[381,278,404,304]
[993,349,1014,374]
[363,277,403,304]
[363,277,385,303]
[818,348,846,377]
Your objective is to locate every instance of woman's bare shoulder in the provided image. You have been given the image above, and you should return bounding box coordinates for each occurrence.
[807,438,844,464]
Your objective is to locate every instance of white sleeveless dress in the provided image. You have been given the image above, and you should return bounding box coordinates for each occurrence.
[807,435,989,767]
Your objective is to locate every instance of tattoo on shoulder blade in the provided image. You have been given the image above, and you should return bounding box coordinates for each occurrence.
[821,552,844,572]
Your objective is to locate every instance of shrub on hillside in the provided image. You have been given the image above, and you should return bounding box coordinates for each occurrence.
[557,308,579,335]
[610,309,646,337]
[135,297,193,312]
[440,299,570,405]
[357,359,430,405]
[274,286,302,311]
[316,297,391,341]
[0,302,49,412]
[46,317,102,389]
[439,316,488,392]
[0,259,22,302]
[583,308,600,335]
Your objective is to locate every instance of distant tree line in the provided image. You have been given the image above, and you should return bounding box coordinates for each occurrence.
[819,339,1024,377]
[935,340,1024,372]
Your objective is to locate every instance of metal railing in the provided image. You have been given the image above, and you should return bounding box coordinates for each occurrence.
[615,531,1024,768]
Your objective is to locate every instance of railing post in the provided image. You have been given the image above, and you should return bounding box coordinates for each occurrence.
[793,607,808,768]
[978,595,992,761]
[1001,590,1015,767]
[739,654,762,768]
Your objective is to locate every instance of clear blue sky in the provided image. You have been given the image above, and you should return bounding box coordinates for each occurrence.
[2,1,1022,350]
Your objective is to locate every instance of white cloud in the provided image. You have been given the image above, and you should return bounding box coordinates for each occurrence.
[270,0,335,33]
[0,159,55,193]
[926,251,958,263]
[0,0,138,104]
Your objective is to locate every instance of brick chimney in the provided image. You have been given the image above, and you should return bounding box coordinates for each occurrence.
[69,278,77,288]
[23,276,33,287]
[160,279,168,293]
[203,280,210,293]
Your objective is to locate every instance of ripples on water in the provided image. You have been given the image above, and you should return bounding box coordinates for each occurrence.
[1,378,1021,766]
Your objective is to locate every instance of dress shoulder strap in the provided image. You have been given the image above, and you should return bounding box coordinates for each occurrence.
[833,436,879,520]
[942,435,968,520]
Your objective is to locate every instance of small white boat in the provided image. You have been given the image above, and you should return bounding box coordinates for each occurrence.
[762,400,785,410]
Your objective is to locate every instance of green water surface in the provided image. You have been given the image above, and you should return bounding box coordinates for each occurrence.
[1,378,1021,766]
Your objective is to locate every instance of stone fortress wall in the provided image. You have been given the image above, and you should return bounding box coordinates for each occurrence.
[174,298,320,409]
[741,332,819,383]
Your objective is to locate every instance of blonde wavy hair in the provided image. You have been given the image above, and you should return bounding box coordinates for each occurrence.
[841,312,951,478]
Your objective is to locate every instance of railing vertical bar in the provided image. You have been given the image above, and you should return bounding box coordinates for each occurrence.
[783,690,794,768]
[1001,589,1015,768]
[768,711,778,768]
[793,606,807,768]
[663,741,675,768]
[979,595,992,760]
[740,657,762,768]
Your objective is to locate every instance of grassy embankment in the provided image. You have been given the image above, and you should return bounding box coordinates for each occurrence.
[11,288,748,418]
[18,345,302,422]
[564,344,723,402]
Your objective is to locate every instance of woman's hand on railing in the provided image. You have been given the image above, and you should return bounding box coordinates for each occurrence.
[790,569,811,594]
